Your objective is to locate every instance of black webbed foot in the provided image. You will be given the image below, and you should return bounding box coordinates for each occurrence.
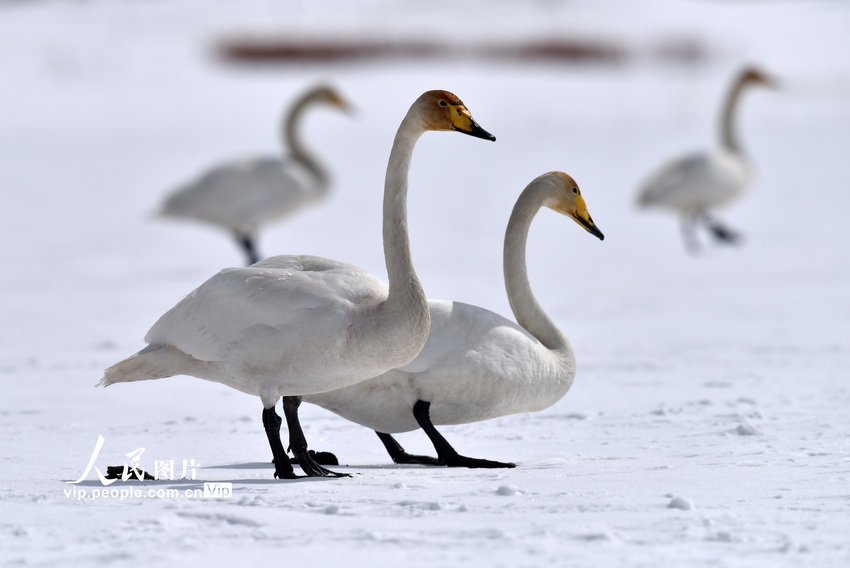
[697,213,743,246]
[411,400,516,469]
[440,455,516,469]
[288,449,339,466]
[283,396,350,478]
[104,465,156,480]
[376,432,443,466]
[707,222,742,245]
[290,446,349,478]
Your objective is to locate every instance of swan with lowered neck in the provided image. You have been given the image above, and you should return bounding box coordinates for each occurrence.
[159,85,350,265]
[637,66,776,253]
[303,171,604,468]
[99,90,496,478]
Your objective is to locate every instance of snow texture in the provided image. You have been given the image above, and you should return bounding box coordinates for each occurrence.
[1,0,849,567]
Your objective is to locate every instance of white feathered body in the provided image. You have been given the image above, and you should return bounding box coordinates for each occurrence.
[102,89,491,417]
[101,255,428,407]
[303,299,575,433]
[160,156,324,234]
[638,148,751,215]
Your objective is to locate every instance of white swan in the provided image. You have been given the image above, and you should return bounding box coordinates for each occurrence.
[159,85,350,265]
[637,66,775,253]
[303,171,604,468]
[100,90,496,478]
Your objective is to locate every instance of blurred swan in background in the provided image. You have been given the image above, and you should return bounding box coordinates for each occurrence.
[100,90,495,479]
[304,171,604,468]
[637,66,776,253]
[159,85,350,264]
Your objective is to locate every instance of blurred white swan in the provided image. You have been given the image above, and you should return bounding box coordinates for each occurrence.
[637,66,776,253]
[100,90,496,478]
[160,85,350,264]
[304,171,604,468]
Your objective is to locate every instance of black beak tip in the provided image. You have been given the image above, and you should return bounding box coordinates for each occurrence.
[456,122,496,142]
[581,222,605,241]
[476,123,496,141]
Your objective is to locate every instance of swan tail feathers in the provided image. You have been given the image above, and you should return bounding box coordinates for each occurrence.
[98,345,194,387]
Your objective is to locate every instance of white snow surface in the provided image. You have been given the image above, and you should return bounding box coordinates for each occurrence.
[2,0,850,566]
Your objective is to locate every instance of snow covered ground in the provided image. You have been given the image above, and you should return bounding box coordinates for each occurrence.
[2,0,849,566]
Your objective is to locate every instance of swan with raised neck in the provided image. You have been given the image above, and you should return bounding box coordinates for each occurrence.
[100,90,496,478]
[304,171,604,468]
[160,84,351,264]
[637,66,776,253]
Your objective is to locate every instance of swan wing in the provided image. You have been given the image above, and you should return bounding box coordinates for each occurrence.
[400,301,564,419]
[638,150,750,211]
[306,299,563,431]
[160,157,319,232]
[145,255,387,367]
[397,300,538,374]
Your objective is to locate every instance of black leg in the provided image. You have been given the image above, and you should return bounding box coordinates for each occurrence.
[375,432,443,466]
[234,231,260,265]
[412,400,515,469]
[262,406,298,479]
[282,396,350,478]
[702,214,743,245]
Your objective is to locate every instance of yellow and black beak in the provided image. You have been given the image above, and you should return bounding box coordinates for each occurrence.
[762,74,780,90]
[572,194,605,240]
[332,95,355,116]
[747,69,779,90]
[449,105,496,141]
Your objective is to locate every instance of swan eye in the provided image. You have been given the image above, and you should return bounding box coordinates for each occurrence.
[438,100,448,107]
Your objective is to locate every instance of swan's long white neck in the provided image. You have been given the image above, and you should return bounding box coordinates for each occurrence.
[282,95,329,189]
[377,110,429,341]
[503,179,573,358]
[719,75,750,154]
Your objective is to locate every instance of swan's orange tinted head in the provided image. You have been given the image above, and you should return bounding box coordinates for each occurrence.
[740,66,778,89]
[307,85,353,112]
[416,90,496,141]
[544,171,604,241]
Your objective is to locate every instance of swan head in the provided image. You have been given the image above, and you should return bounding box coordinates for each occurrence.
[544,171,604,241]
[304,85,353,113]
[739,66,778,90]
[415,90,496,141]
